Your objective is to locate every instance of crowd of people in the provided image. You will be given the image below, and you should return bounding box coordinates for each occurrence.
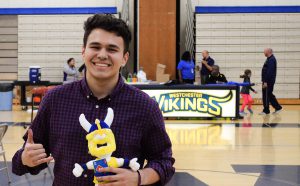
[177,48,283,115]
[177,50,228,85]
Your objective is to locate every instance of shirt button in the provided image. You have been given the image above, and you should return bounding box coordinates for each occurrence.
[108,98,111,101]
[87,95,89,99]
[95,105,99,109]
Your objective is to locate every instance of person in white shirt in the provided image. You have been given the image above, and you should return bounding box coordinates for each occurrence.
[63,58,79,84]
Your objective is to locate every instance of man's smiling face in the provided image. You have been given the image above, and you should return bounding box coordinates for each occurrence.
[82,28,129,81]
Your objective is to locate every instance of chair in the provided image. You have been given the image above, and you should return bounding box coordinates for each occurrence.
[0,124,12,184]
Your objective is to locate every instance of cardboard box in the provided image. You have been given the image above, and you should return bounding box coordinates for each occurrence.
[156,63,170,83]
[156,64,166,74]
[156,74,170,83]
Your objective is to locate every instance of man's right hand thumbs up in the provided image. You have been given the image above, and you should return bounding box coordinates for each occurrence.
[26,129,34,144]
[21,129,53,167]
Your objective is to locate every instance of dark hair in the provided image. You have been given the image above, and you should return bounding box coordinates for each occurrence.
[67,58,74,64]
[181,51,191,61]
[78,63,86,73]
[240,69,252,78]
[212,65,219,71]
[83,14,132,53]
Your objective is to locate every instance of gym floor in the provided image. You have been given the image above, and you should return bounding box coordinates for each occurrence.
[0,105,300,186]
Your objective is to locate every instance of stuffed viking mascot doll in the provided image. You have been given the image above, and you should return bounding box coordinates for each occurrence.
[72,108,140,185]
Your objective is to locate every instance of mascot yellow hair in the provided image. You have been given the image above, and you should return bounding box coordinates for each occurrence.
[72,108,140,185]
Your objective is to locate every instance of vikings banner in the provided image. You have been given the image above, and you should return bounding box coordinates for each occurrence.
[142,89,237,117]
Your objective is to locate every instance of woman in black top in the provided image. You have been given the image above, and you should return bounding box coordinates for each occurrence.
[240,69,257,115]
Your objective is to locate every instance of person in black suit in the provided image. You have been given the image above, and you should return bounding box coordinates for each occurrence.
[259,48,282,115]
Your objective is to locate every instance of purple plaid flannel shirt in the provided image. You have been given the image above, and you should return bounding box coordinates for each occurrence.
[12,76,175,185]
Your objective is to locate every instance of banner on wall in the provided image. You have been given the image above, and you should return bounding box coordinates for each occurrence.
[142,89,237,117]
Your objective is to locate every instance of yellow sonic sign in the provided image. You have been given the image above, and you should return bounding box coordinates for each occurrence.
[142,89,237,117]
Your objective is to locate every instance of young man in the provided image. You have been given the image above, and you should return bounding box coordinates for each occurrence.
[12,14,175,186]
[259,48,282,115]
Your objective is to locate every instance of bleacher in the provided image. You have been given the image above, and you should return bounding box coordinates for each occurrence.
[195,9,300,99]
